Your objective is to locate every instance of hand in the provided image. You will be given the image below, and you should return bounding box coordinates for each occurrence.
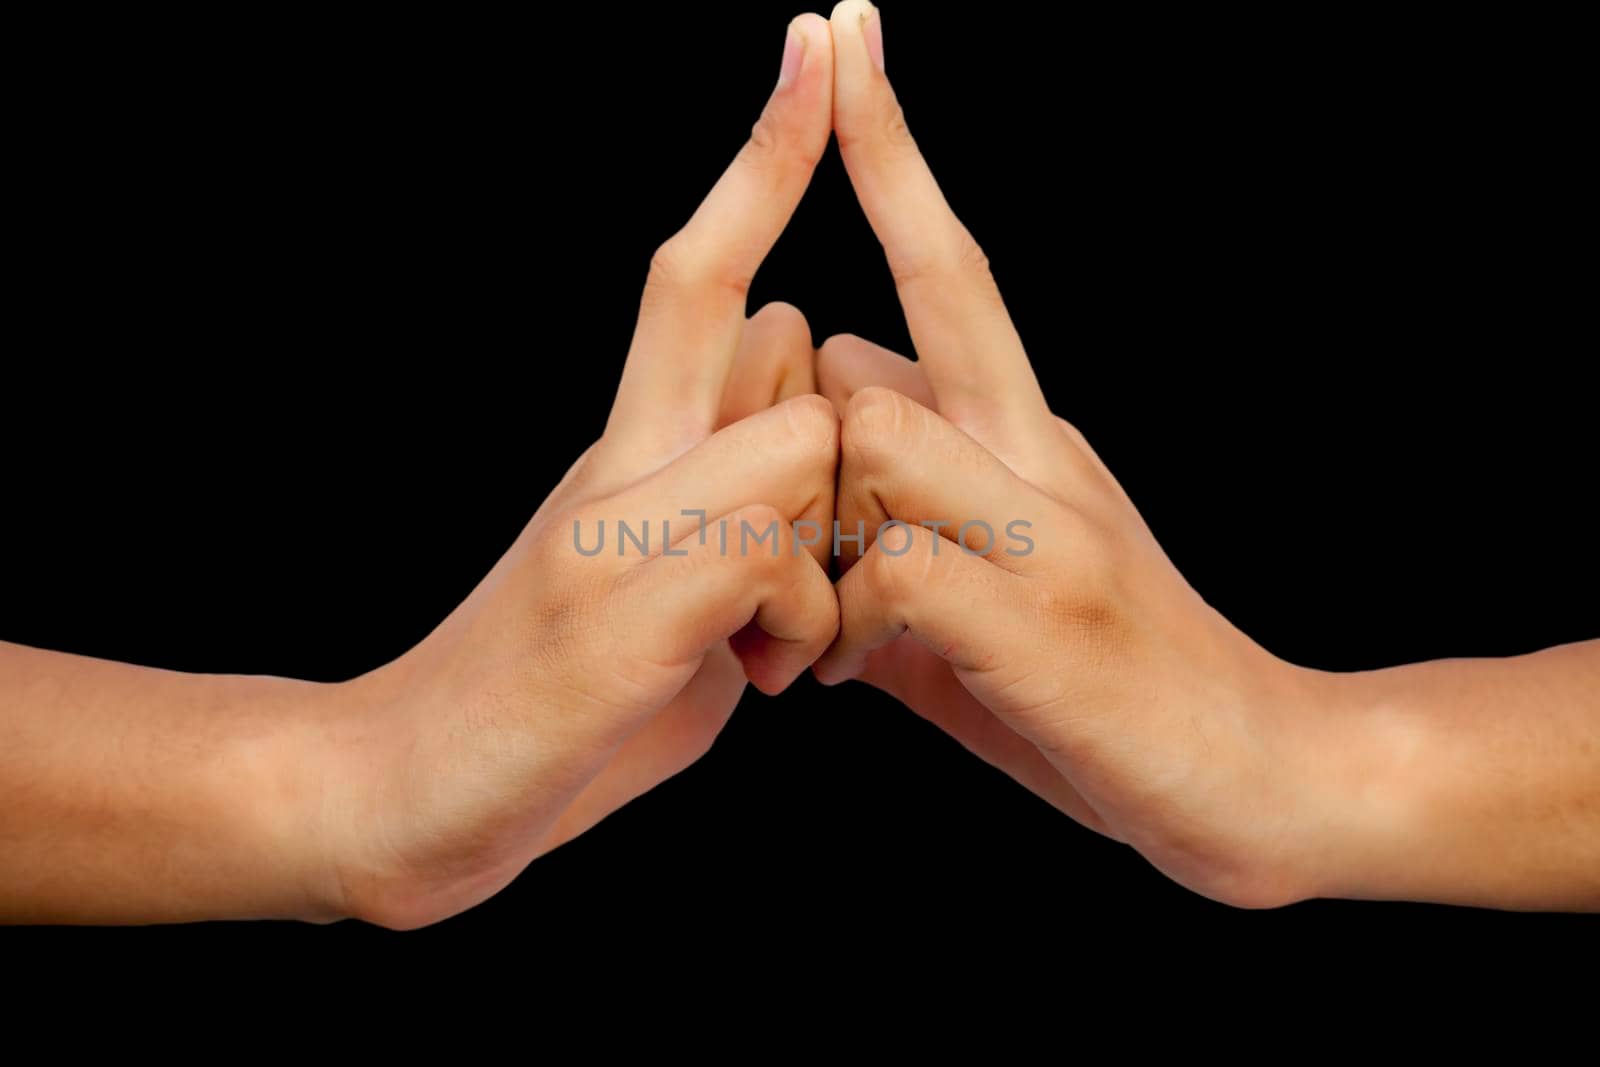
[812,1,1322,907]
[317,14,840,928]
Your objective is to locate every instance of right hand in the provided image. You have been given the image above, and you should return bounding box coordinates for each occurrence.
[812,1,1319,908]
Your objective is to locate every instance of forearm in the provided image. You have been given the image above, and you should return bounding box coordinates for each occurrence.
[1297,638,1600,909]
[0,641,345,923]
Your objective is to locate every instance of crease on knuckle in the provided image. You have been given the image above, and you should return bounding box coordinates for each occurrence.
[746,110,783,163]
[835,93,915,156]
[641,238,689,310]
[957,231,995,281]
[646,237,686,285]
[645,235,751,307]
[885,103,916,151]
[842,385,913,470]
[863,540,914,606]
[745,109,821,173]
[778,393,839,465]
[889,227,1000,305]
[956,230,1004,305]
[864,526,935,607]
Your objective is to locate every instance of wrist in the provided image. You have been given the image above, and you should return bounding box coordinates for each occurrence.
[1271,662,1436,905]
[299,637,518,930]
[242,675,367,922]
[289,657,435,927]
[159,672,365,924]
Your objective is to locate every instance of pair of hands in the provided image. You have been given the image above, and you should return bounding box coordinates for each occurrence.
[3,3,1593,927]
[301,4,1317,928]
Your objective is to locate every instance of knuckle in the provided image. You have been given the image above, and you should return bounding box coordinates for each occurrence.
[776,393,840,462]
[835,95,916,157]
[814,333,861,390]
[752,300,809,333]
[645,235,749,305]
[817,331,861,360]
[863,542,913,604]
[884,102,917,151]
[1056,415,1089,449]
[842,385,918,467]
[831,120,867,153]
[886,251,934,289]
[746,110,782,161]
[745,108,823,172]
[956,229,996,284]
[642,237,691,307]
[889,226,999,300]
[862,530,933,606]
[646,236,687,286]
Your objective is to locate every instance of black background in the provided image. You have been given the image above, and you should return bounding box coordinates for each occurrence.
[3,4,1595,970]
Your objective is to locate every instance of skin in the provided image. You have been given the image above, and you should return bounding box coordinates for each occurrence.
[1,5,1596,926]
[0,13,842,927]
[812,1,1600,911]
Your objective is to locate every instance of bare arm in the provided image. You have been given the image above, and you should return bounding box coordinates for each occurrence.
[0,12,843,928]
[1304,639,1600,909]
[814,0,1600,912]
[0,642,340,922]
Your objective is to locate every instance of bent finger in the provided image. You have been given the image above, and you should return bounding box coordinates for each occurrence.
[717,302,818,429]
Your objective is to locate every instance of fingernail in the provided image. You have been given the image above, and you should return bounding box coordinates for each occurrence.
[863,4,885,74]
[777,23,804,90]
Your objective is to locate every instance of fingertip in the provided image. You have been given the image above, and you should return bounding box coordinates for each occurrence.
[790,11,832,39]
[758,14,834,174]
[780,13,833,94]
[828,2,881,69]
[829,0,874,27]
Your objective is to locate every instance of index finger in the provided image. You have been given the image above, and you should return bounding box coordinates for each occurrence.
[606,14,835,467]
[828,2,1050,434]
